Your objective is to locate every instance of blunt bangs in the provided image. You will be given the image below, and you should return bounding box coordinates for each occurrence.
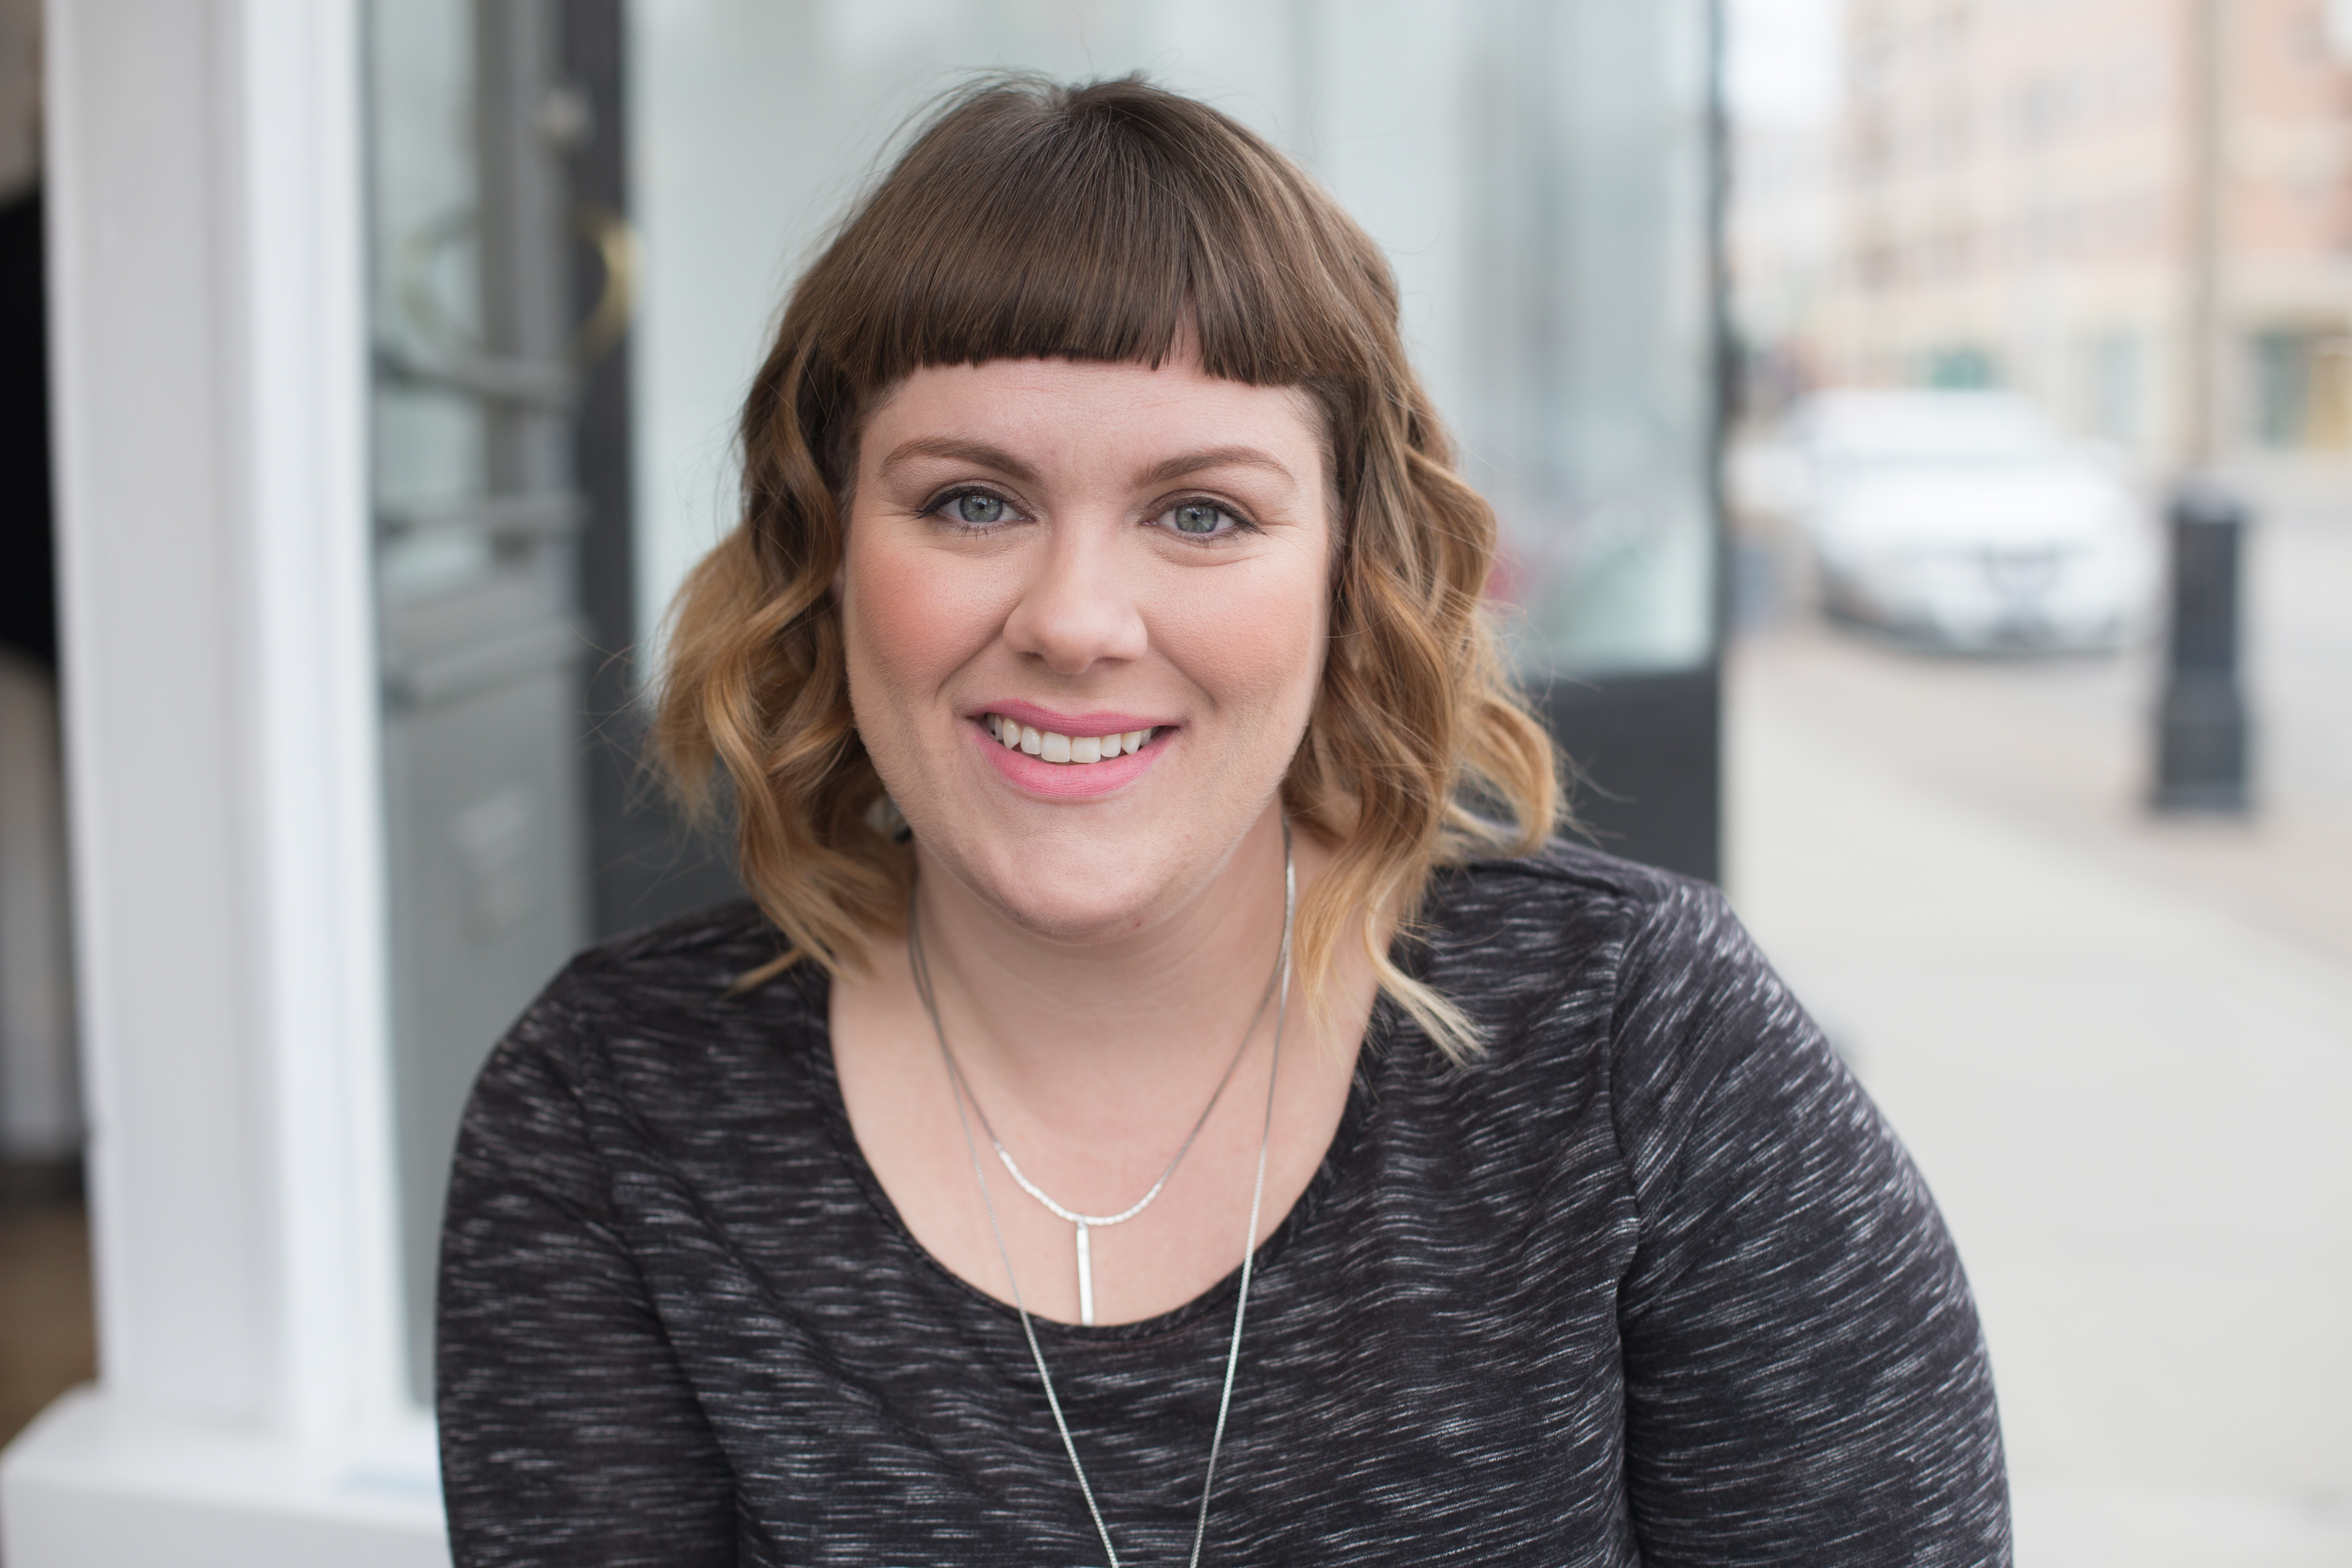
[800,76,1390,458]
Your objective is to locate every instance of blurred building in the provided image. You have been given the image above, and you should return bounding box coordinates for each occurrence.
[1730,113,1843,418]
[1725,0,1844,420]
[1791,0,2352,478]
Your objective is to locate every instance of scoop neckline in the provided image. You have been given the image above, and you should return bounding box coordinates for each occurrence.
[799,962,1387,1344]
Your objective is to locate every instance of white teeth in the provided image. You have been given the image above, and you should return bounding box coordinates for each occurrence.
[988,715,1158,765]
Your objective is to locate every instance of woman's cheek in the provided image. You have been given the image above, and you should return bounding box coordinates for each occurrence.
[840,548,968,807]
[848,536,996,693]
[1157,564,1326,726]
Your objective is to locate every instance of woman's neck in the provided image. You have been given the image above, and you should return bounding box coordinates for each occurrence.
[831,798,1379,1326]
[905,802,1305,1120]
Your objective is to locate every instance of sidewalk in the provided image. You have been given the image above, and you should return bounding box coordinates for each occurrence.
[1725,651,2352,1565]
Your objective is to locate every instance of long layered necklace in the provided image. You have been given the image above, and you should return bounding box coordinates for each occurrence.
[906,823,1294,1568]
[931,934,1277,1326]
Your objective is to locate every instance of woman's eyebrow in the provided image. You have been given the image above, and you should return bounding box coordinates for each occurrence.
[1134,447,1297,489]
[878,437,1042,486]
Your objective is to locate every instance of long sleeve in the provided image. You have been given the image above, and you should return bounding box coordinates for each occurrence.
[436,979,740,1568]
[1608,882,2011,1565]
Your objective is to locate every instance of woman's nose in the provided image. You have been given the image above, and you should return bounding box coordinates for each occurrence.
[1000,522,1148,675]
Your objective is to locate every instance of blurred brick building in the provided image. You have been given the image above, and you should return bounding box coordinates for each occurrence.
[1817,0,2352,477]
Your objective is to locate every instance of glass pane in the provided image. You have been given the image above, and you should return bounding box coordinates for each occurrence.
[370,0,494,602]
[627,0,1718,678]
[365,0,594,1403]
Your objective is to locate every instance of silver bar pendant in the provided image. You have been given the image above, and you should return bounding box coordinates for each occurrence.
[1075,1221,1095,1326]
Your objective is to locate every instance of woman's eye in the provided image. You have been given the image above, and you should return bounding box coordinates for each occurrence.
[1164,501,1236,536]
[942,492,1009,526]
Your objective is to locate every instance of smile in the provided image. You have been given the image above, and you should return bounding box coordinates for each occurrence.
[986,714,1157,766]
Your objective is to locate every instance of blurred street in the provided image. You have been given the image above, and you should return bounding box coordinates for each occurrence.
[1724,505,2352,1565]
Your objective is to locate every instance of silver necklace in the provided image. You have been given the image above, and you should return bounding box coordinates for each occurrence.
[932,929,1278,1326]
[906,822,1294,1568]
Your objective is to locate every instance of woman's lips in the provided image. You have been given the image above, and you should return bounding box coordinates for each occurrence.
[970,712,1170,798]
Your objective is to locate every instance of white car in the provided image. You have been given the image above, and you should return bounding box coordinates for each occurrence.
[1782,391,2158,652]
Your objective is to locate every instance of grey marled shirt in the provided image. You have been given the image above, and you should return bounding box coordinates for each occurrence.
[438,842,2009,1565]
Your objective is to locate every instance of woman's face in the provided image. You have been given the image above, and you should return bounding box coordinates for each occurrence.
[839,346,1332,944]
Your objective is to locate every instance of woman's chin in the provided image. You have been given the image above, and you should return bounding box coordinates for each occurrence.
[974,878,1167,948]
[912,836,1181,948]
[903,776,1282,949]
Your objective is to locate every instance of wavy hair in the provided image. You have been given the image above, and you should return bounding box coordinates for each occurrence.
[655,74,1557,1059]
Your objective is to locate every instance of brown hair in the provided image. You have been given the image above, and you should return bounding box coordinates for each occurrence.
[655,74,1557,1057]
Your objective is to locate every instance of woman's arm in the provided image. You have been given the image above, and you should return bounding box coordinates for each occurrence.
[1609,882,2010,1566]
[437,985,739,1568]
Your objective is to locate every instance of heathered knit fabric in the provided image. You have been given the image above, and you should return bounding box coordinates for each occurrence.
[438,842,2010,1566]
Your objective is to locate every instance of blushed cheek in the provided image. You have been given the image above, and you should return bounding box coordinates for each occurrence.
[840,534,996,762]
[1158,565,1328,741]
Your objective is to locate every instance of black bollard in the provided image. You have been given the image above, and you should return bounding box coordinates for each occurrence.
[2152,480,2251,813]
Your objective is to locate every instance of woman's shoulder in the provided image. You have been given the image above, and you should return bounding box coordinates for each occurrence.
[551,895,776,977]
[1417,838,1733,989]
[1412,839,1776,1078]
[1428,836,1843,1163]
[566,895,787,979]
[488,898,820,1089]
[1427,836,1705,911]
[452,900,839,1205]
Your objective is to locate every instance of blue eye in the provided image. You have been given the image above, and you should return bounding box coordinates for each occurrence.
[949,492,1007,525]
[1167,502,1231,536]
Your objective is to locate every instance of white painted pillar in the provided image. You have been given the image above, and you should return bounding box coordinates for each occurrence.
[1,1,444,1560]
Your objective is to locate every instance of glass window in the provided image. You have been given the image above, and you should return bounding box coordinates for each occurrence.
[629,0,1719,680]
[366,0,595,1399]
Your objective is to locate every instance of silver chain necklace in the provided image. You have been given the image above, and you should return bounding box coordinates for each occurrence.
[933,926,1278,1326]
[906,822,1294,1568]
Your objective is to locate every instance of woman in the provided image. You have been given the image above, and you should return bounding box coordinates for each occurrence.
[438,75,2008,1566]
